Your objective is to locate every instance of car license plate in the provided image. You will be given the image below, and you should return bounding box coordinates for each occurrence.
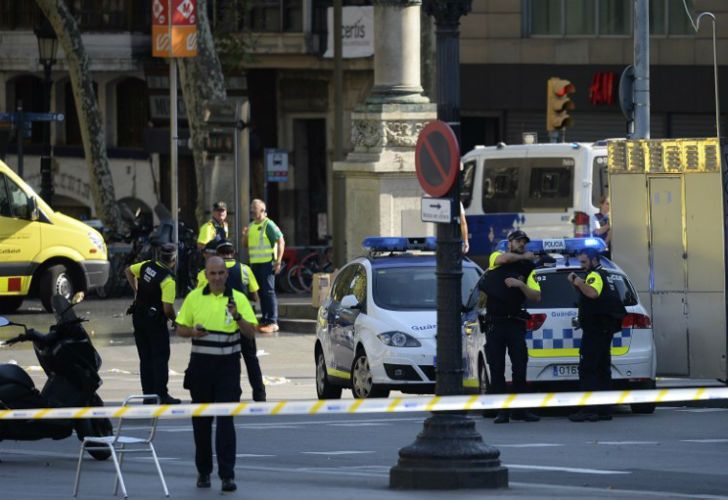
[552,364,578,377]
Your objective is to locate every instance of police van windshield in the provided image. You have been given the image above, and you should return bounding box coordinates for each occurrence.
[464,157,575,213]
[374,266,481,311]
[525,269,638,309]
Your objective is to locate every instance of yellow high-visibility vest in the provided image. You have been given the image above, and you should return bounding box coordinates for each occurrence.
[248,219,274,264]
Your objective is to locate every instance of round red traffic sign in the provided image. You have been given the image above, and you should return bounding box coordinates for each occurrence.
[415,121,460,198]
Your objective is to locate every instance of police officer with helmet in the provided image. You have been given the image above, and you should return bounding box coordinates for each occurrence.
[124,243,181,405]
[567,247,627,422]
[480,229,541,424]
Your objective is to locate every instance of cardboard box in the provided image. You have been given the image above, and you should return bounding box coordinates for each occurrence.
[312,273,333,308]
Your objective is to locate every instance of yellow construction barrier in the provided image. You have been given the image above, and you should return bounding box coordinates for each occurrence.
[0,387,725,420]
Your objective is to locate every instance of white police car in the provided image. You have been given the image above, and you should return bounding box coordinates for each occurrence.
[315,237,486,399]
[473,237,657,413]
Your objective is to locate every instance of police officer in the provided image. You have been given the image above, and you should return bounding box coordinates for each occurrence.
[197,201,229,251]
[480,230,541,424]
[176,256,258,492]
[196,240,266,402]
[244,199,285,333]
[124,243,181,405]
[567,247,626,422]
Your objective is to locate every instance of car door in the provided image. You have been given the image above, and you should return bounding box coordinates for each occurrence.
[336,264,367,371]
[327,266,356,373]
[0,173,42,289]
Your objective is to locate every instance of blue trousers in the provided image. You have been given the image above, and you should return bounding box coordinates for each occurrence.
[252,261,277,325]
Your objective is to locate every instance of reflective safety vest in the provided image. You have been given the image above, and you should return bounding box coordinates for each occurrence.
[248,219,274,264]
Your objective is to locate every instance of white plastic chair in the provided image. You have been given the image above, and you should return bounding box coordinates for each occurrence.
[73,395,169,498]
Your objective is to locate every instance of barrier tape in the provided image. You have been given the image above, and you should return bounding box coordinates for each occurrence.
[0,387,725,421]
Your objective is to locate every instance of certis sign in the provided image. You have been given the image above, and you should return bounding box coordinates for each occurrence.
[152,0,198,58]
[323,6,373,58]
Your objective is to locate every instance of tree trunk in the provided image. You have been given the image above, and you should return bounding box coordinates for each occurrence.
[178,0,227,229]
[35,0,124,233]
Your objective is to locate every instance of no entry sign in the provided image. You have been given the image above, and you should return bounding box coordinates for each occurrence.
[415,121,460,198]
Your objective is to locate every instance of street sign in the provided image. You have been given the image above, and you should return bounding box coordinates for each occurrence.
[265,148,289,183]
[152,0,197,58]
[415,120,460,198]
[421,197,453,224]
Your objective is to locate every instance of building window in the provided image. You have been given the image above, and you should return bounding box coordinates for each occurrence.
[527,0,694,36]
[247,0,303,32]
[0,2,41,29]
[0,0,150,32]
[7,75,45,145]
[116,78,149,148]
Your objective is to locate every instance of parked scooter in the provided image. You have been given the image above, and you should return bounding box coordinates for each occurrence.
[0,293,113,460]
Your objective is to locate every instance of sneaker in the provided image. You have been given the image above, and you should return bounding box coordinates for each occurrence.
[196,473,211,488]
[159,395,181,405]
[511,410,540,422]
[568,410,599,422]
[494,410,510,424]
[221,478,237,492]
[258,324,279,334]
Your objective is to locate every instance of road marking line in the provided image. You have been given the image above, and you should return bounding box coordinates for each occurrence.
[597,441,658,445]
[301,451,375,455]
[236,453,276,457]
[495,443,563,448]
[677,408,728,413]
[509,481,728,499]
[682,439,728,443]
[329,422,389,427]
[508,464,630,475]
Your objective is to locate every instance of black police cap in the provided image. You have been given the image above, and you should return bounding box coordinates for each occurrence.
[507,230,530,243]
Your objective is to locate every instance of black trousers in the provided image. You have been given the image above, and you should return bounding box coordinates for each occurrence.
[241,335,265,400]
[484,317,528,394]
[185,354,242,480]
[132,313,170,397]
[578,327,613,392]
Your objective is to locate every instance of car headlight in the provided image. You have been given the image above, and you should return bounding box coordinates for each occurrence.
[88,231,106,254]
[377,331,421,347]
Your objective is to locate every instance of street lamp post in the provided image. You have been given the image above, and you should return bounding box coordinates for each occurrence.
[34,15,58,206]
[389,0,508,490]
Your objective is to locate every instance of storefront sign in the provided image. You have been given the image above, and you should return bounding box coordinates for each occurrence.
[589,72,615,106]
[323,6,374,59]
[152,0,198,58]
[265,149,289,183]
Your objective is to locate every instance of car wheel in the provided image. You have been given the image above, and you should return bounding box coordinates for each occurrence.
[315,349,342,400]
[39,264,75,313]
[351,350,389,399]
[631,380,657,414]
[0,297,23,314]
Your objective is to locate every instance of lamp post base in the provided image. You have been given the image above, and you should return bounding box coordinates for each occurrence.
[389,413,508,490]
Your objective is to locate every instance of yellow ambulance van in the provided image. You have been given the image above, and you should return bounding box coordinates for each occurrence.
[0,161,109,313]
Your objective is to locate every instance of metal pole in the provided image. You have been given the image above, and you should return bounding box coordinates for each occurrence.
[16,101,23,179]
[233,124,240,256]
[170,58,179,249]
[239,101,251,252]
[633,0,650,139]
[711,17,720,140]
[40,62,54,206]
[332,0,346,267]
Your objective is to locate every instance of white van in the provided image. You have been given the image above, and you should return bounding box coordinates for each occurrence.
[461,142,608,268]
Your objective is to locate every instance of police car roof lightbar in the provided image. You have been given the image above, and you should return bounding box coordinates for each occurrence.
[362,237,437,253]
[495,237,607,256]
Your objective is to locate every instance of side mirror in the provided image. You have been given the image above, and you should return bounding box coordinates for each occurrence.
[0,317,10,327]
[71,291,85,305]
[340,294,360,310]
[27,196,39,221]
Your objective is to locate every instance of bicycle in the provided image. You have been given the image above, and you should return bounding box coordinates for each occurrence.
[286,246,334,294]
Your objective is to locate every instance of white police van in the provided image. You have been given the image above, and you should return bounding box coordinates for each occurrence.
[461,142,608,268]
[314,237,487,399]
[471,237,657,414]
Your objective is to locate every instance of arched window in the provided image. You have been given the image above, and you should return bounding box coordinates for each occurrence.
[8,75,45,145]
[116,78,149,148]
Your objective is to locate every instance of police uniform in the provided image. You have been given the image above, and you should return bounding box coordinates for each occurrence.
[197,218,228,249]
[574,265,626,410]
[177,285,258,482]
[481,251,541,397]
[247,217,283,328]
[196,259,266,401]
[129,259,176,400]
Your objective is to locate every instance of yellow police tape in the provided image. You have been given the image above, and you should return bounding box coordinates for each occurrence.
[0,387,725,420]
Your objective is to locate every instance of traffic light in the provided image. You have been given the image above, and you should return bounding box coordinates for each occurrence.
[546,77,575,132]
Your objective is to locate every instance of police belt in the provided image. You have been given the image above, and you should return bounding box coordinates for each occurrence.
[131,303,164,319]
[484,312,530,323]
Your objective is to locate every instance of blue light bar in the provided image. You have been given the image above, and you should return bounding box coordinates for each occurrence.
[495,237,607,255]
[362,236,437,252]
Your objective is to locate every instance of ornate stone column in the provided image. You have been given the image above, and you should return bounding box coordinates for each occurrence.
[333,0,437,260]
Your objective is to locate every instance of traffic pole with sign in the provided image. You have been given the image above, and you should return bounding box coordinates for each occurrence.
[390,121,507,489]
[152,0,198,249]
